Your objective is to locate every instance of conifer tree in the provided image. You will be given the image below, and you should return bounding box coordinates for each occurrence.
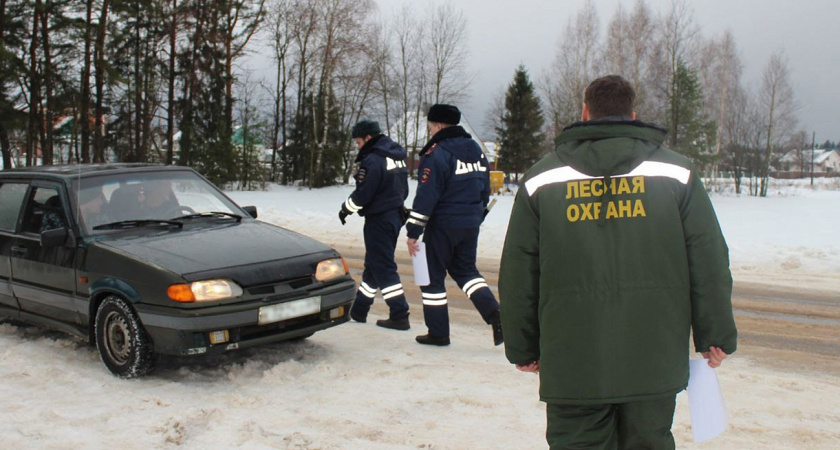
[496,65,544,181]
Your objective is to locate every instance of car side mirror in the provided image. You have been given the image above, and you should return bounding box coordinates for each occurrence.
[242,205,258,219]
[41,227,69,247]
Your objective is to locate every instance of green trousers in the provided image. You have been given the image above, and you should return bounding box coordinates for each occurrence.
[546,395,677,450]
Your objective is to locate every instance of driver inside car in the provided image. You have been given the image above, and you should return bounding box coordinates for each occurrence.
[140,180,179,218]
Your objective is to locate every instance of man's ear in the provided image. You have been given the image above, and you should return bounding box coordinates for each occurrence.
[632,112,637,120]
[581,103,591,121]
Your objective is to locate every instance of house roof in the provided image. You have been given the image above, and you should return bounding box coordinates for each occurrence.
[387,111,489,156]
[780,149,838,164]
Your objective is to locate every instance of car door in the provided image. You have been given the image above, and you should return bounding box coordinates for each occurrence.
[0,180,29,315]
[10,180,78,324]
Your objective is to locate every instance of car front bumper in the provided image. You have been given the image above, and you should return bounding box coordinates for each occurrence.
[136,279,356,356]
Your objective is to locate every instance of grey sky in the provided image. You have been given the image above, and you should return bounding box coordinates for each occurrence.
[380,0,839,144]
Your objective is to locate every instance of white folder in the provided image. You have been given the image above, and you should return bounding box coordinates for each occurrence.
[412,242,430,286]
[688,359,729,443]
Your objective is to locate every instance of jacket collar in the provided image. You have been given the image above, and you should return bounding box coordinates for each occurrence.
[420,125,471,156]
[355,134,384,163]
[556,120,667,147]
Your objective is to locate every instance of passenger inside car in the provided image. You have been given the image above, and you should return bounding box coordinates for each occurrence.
[77,187,109,229]
[40,195,67,232]
[105,184,143,221]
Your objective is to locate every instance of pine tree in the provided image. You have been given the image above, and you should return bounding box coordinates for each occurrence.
[496,65,544,181]
[668,59,717,169]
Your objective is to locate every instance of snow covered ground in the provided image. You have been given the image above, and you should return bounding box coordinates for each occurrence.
[1,178,838,449]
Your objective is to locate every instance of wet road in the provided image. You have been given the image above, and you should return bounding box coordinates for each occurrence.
[336,245,840,366]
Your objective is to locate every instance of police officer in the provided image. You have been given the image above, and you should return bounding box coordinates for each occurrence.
[405,104,503,347]
[340,119,411,330]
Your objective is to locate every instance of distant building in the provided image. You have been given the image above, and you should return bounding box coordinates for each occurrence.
[776,149,840,177]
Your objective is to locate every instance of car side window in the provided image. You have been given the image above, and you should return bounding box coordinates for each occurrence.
[0,182,28,231]
[20,186,66,234]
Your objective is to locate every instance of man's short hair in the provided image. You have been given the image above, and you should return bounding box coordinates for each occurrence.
[584,75,635,119]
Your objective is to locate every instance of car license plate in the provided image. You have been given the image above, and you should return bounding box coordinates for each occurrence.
[258,296,321,325]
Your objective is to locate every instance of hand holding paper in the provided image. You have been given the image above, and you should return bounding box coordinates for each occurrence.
[411,241,430,286]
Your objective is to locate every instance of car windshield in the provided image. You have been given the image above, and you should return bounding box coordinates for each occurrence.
[75,170,243,234]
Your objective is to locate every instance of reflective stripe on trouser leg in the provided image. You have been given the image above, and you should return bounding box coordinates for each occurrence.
[363,211,408,317]
[421,224,452,337]
[459,277,499,324]
[382,283,408,319]
[421,290,449,337]
[352,278,376,317]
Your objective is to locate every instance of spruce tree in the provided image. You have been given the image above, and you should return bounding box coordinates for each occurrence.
[496,65,544,181]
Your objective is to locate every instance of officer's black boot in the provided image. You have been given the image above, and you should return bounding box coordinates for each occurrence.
[376,312,410,330]
[489,310,504,346]
[349,306,367,323]
[415,334,451,346]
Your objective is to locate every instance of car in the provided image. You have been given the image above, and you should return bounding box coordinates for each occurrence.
[0,163,356,378]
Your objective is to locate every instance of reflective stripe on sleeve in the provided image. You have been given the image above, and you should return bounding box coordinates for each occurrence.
[344,197,362,213]
[407,218,427,227]
[409,211,430,221]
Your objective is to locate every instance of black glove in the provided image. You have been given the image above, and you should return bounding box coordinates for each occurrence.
[338,205,350,225]
[399,206,410,226]
[483,207,490,218]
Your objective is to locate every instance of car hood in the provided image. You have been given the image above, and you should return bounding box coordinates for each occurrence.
[95,220,333,279]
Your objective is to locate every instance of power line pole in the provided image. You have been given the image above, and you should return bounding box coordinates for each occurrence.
[810,131,815,187]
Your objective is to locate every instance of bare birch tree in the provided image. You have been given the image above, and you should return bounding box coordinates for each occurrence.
[541,0,600,134]
[427,1,471,104]
[758,50,799,196]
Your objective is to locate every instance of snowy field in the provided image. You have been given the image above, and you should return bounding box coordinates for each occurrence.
[1,178,839,449]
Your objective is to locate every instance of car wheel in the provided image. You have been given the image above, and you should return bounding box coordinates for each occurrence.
[95,295,156,378]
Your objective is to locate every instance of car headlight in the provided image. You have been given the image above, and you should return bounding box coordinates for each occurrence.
[315,257,348,282]
[167,279,244,303]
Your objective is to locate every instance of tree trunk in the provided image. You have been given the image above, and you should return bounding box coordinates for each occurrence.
[166,0,177,165]
[80,0,93,163]
[93,0,110,163]
[40,6,53,165]
[26,1,42,166]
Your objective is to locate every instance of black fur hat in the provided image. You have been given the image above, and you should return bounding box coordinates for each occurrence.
[427,104,461,125]
[351,119,381,138]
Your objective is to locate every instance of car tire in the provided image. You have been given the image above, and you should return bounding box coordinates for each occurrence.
[95,295,156,378]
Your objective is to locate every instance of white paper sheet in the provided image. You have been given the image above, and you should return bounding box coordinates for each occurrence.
[688,359,729,443]
[412,242,430,286]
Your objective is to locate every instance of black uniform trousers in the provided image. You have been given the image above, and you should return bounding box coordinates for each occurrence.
[546,395,677,450]
[420,224,499,338]
[351,209,409,320]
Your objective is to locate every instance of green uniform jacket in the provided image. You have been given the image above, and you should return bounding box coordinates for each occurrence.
[500,120,737,404]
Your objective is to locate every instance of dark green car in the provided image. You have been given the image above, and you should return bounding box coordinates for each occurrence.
[0,164,355,378]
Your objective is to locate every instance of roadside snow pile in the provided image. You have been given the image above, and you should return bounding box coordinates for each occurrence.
[227,178,840,283]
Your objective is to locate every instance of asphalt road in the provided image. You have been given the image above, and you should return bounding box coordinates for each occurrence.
[336,244,840,374]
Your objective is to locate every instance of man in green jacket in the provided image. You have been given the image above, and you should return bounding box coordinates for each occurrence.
[499,75,737,449]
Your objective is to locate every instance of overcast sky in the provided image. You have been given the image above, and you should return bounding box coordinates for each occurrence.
[379,0,839,144]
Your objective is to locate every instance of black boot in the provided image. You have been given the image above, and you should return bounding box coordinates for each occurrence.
[376,312,410,331]
[489,310,503,346]
[349,308,366,323]
[416,334,450,346]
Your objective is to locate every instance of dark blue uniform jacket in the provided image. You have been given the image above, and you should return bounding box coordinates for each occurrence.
[344,135,408,217]
[406,126,490,239]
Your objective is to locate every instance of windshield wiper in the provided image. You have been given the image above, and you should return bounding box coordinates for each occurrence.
[171,211,243,222]
[93,219,184,230]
